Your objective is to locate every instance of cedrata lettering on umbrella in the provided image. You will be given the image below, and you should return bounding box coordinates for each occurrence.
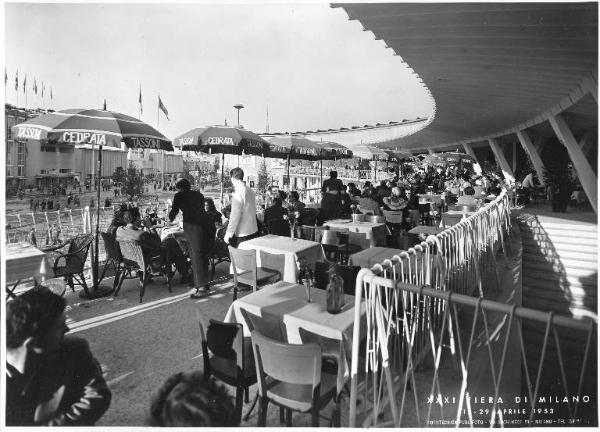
[17,127,42,140]
[130,136,161,149]
[207,136,234,145]
[178,137,194,146]
[63,132,107,145]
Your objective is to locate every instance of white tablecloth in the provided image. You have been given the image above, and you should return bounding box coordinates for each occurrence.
[5,243,51,283]
[324,219,388,247]
[224,280,365,393]
[238,234,325,283]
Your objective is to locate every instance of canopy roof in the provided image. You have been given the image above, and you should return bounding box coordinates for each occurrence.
[331,2,598,151]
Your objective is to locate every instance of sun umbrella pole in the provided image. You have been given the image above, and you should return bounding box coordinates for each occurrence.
[320,158,323,185]
[92,145,102,292]
[374,159,377,181]
[288,153,292,190]
[220,153,225,208]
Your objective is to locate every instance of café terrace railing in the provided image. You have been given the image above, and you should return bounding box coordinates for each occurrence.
[348,190,598,427]
[289,167,395,182]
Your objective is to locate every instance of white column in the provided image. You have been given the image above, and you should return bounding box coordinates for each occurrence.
[462,143,479,163]
[516,130,546,186]
[547,113,597,213]
[488,138,515,183]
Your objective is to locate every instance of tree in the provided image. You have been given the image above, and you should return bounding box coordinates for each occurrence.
[182,164,197,190]
[122,162,145,200]
[112,166,126,187]
[257,157,269,193]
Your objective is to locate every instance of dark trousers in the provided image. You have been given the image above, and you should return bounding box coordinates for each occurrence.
[183,222,209,288]
[161,237,190,276]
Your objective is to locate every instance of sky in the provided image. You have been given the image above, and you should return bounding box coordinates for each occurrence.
[4,1,433,141]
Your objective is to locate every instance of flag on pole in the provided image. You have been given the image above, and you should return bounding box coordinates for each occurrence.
[15,70,18,91]
[139,85,143,115]
[50,87,53,100]
[4,68,7,87]
[103,99,107,110]
[23,74,26,93]
[158,95,169,120]
[33,78,37,94]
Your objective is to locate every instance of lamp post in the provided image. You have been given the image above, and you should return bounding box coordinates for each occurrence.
[234,104,244,166]
[233,104,244,126]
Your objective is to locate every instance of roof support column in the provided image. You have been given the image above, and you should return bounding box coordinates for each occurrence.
[516,130,545,187]
[488,138,515,183]
[580,75,598,103]
[578,132,593,156]
[462,143,479,163]
[548,113,597,213]
[428,148,435,155]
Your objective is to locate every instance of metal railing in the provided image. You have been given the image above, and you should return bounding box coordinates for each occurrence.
[348,189,598,427]
[288,167,395,182]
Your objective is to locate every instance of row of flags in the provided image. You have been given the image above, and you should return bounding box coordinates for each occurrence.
[137,85,169,120]
[5,68,53,99]
[6,68,169,121]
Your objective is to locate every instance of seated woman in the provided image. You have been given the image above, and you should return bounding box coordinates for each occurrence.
[204,198,223,226]
[383,187,408,211]
[264,197,288,222]
[116,208,191,282]
[357,188,382,216]
[457,186,478,207]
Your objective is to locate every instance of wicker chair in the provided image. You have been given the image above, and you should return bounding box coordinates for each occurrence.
[43,234,93,295]
[99,231,123,290]
[116,240,173,303]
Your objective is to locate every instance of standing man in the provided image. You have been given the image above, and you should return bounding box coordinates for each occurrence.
[169,178,215,297]
[223,168,259,247]
[6,287,111,426]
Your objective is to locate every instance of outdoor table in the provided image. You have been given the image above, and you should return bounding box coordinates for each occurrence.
[348,246,405,269]
[418,193,443,204]
[224,280,366,394]
[324,219,387,247]
[238,234,325,283]
[408,225,445,236]
[5,242,51,297]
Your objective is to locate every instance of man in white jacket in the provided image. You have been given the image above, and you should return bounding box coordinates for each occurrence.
[224,168,259,247]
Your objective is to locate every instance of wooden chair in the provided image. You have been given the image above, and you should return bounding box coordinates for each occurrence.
[259,250,285,279]
[208,236,231,282]
[43,234,93,294]
[300,208,319,226]
[228,247,281,301]
[240,307,287,342]
[250,330,340,427]
[116,240,173,303]
[336,231,363,264]
[199,319,257,423]
[300,225,316,241]
[320,229,341,263]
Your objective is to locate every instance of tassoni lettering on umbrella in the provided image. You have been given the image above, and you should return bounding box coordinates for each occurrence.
[129,136,161,149]
[17,127,42,140]
[207,136,234,145]
[63,132,107,145]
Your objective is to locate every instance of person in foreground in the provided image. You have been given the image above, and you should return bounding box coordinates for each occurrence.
[169,178,216,297]
[224,168,259,247]
[149,371,238,427]
[6,287,111,426]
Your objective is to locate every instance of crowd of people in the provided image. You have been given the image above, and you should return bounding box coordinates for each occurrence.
[6,162,514,427]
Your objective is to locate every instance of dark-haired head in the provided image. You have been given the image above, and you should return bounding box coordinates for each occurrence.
[230,167,244,181]
[464,186,475,196]
[204,197,216,212]
[7,286,67,349]
[149,371,237,427]
[329,170,338,179]
[175,178,191,191]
